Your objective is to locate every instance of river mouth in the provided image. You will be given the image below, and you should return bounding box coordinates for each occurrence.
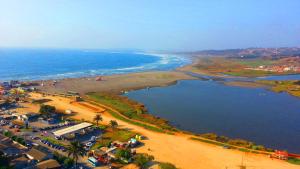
[125,74,300,154]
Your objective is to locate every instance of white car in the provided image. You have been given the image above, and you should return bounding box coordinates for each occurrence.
[85,142,93,147]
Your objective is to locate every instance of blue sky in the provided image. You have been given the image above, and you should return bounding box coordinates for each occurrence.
[0,0,299,51]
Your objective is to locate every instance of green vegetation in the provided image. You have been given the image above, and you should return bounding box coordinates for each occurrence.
[53,151,74,168]
[133,153,154,169]
[257,80,300,97]
[39,104,56,118]
[110,120,118,129]
[93,114,103,126]
[159,162,178,169]
[107,109,166,133]
[92,128,137,149]
[86,96,167,133]
[225,69,276,77]
[86,92,176,131]
[116,149,132,163]
[32,99,52,104]
[287,157,300,165]
[0,152,11,169]
[3,131,12,137]
[2,131,25,146]
[233,59,275,67]
[66,141,86,168]
[41,136,66,146]
[190,134,273,155]
[191,57,295,77]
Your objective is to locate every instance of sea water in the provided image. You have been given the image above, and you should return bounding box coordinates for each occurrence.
[0,48,189,81]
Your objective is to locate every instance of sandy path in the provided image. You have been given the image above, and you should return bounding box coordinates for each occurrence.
[29,93,300,169]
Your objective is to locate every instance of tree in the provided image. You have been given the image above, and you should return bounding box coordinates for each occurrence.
[67,141,85,168]
[39,104,56,118]
[63,158,74,168]
[93,114,103,126]
[116,149,131,160]
[133,153,154,169]
[109,120,118,129]
[0,152,10,169]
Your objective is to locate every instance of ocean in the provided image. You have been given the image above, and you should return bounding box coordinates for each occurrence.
[0,48,190,81]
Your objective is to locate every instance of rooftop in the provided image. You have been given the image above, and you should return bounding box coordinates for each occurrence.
[53,122,92,137]
[36,159,61,169]
[26,148,47,161]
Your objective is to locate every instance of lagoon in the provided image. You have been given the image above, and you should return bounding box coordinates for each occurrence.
[125,78,300,153]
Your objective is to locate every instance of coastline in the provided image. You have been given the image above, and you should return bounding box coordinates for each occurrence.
[8,55,300,168]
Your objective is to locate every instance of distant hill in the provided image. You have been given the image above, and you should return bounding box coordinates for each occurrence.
[184,47,300,59]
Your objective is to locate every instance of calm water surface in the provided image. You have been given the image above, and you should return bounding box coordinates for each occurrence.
[126,79,300,153]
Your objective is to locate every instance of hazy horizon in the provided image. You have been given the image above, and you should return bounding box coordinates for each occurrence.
[0,0,299,51]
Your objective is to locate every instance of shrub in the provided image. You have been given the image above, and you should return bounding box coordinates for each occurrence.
[11,135,17,141]
[39,104,56,118]
[133,153,154,169]
[159,162,177,169]
[3,131,12,137]
[116,149,131,160]
[201,133,218,140]
[63,158,74,168]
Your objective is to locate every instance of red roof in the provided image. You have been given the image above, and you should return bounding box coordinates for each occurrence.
[275,150,288,156]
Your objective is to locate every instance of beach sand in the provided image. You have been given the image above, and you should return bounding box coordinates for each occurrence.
[27,93,300,169]
[35,71,196,95]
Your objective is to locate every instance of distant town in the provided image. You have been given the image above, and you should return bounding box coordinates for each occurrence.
[244,56,300,73]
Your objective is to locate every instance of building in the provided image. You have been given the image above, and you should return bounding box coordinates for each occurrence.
[38,117,58,125]
[10,156,31,169]
[0,134,23,157]
[272,150,289,160]
[36,159,61,169]
[26,148,48,162]
[53,122,92,137]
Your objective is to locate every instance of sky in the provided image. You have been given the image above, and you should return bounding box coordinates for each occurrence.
[0,0,300,51]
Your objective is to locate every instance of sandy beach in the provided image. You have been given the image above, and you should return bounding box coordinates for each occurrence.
[35,71,196,95]
[24,93,300,169]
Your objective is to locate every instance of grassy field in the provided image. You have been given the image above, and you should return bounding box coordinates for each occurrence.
[188,57,295,77]
[190,137,272,155]
[86,92,176,132]
[92,128,137,149]
[233,59,275,67]
[41,136,67,146]
[257,80,300,97]
[287,157,300,165]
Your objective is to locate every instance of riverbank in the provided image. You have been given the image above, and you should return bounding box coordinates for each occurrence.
[223,80,300,98]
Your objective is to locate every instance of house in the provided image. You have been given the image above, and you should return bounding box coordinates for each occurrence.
[36,159,61,169]
[10,156,31,169]
[38,117,58,125]
[0,143,23,157]
[0,134,23,157]
[26,148,48,162]
[272,150,289,160]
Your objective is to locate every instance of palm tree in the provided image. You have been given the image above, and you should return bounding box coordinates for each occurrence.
[93,114,103,126]
[67,140,86,168]
[110,120,118,129]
